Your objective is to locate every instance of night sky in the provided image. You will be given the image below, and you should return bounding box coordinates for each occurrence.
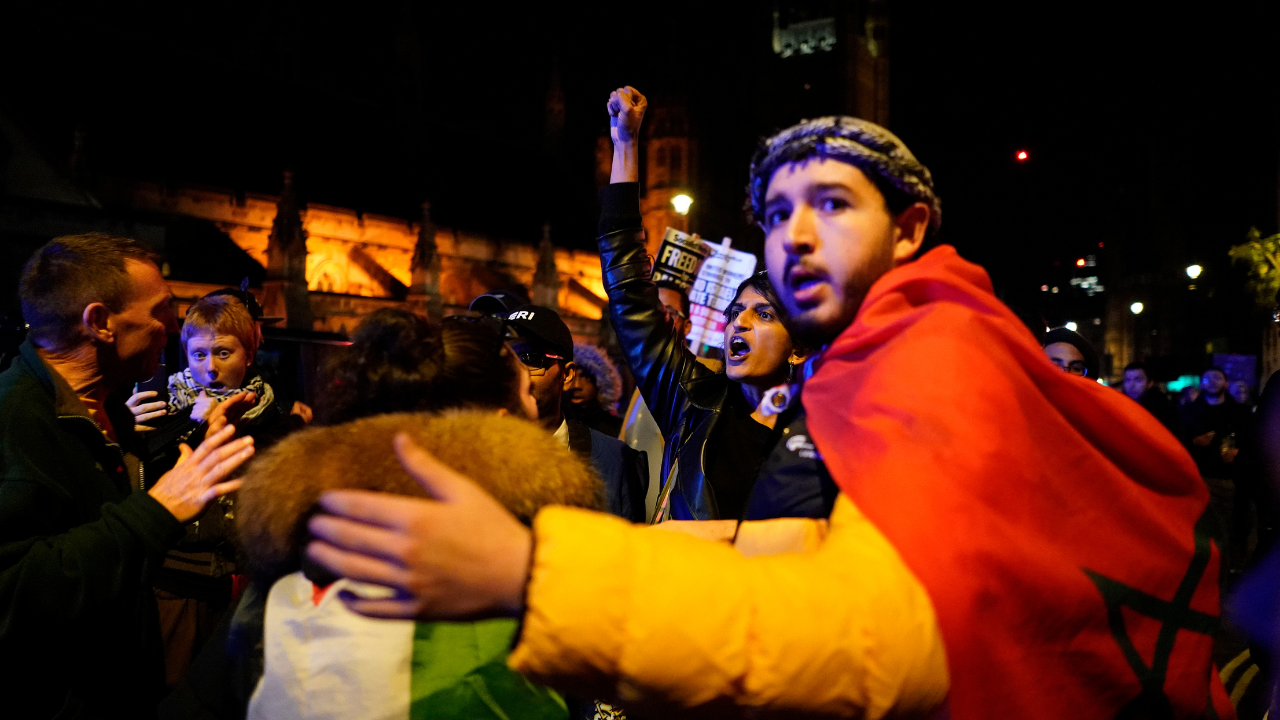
[3,1,1278,342]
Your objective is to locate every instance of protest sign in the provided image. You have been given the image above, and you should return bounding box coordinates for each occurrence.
[686,237,757,350]
[650,228,710,292]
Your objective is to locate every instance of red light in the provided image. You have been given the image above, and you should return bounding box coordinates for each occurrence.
[1016,150,1029,161]
[1098,242,1104,248]
[1076,258,1086,267]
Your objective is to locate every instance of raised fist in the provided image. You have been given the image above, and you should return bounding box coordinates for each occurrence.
[607,86,647,145]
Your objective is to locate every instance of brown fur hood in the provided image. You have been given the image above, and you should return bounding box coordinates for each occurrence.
[236,410,603,580]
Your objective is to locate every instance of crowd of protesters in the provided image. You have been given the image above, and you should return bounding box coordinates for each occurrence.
[1,82,1276,720]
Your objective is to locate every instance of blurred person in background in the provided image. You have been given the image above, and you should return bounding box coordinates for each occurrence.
[1181,366,1257,575]
[1042,326,1099,380]
[1232,380,1255,408]
[1181,385,1202,406]
[1122,361,1179,434]
[564,342,624,437]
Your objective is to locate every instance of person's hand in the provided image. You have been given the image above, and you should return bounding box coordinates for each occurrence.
[203,391,257,431]
[607,86,646,145]
[291,401,313,425]
[306,434,533,621]
[1224,448,1240,464]
[147,424,255,523]
[1192,431,1215,447]
[127,390,168,422]
[126,390,167,432]
[190,391,215,423]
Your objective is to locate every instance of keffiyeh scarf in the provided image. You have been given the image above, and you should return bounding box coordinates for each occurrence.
[167,368,274,423]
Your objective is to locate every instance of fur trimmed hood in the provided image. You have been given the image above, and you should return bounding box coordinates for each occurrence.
[236,410,604,580]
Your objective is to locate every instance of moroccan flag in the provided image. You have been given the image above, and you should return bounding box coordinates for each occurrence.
[248,572,567,720]
[803,246,1232,719]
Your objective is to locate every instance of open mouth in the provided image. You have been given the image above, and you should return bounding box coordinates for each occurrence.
[728,336,750,360]
[786,265,826,306]
[207,381,225,390]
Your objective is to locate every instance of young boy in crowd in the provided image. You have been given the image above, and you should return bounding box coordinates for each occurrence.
[170,294,275,428]
[129,292,307,689]
[130,292,305,456]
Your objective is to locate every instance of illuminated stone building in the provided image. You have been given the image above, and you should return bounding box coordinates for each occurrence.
[99,176,610,340]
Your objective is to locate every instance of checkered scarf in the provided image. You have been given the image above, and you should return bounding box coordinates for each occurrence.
[167,368,274,422]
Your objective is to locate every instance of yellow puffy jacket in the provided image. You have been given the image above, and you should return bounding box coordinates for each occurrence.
[508,495,950,718]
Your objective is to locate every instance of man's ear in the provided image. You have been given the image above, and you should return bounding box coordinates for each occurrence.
[561,361,577,391]
[82,303,114,344]
[891,202,931,265]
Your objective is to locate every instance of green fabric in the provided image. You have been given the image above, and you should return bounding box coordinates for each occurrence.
[409,619,567,720]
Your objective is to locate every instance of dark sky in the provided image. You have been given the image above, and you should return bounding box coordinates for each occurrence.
[3,1,1277,318]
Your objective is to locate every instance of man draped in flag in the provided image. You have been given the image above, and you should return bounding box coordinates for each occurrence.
[305,89,1231,719]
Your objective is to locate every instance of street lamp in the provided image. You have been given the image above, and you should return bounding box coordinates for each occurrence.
[1186,264,1202,279]
[1130,302,1145,315]
[671,194,693,216]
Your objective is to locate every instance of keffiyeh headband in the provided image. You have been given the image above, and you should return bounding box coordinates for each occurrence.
[747,116,941,234]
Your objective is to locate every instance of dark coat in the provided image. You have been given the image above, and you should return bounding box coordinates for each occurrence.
[1179,394,1254,480]
[597,182,836,521]
[0,339,183,719]
[1136,387,1181,436]
[566,419,648,523]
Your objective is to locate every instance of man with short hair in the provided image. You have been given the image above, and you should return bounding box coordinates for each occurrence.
[1180,366,1255,571]
[504,304,648,522]
[0,233,256,718]
[1123,361,1179,432]
[305,109,1227,717]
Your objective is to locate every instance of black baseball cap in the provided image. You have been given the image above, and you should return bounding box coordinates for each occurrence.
[505,304,574,360]
[469,290,525,316]
[1043,327,1099,379]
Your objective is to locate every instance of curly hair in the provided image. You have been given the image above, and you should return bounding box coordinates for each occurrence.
[318,309,523,424]
[747,116,940,237]
[572,342,622,411]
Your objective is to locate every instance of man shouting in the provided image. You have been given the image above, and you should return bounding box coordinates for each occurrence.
[304,90,1229,718]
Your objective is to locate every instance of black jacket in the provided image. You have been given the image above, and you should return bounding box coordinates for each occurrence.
[598,183,836,521]
[0,339,184,719]
[1180,394,1254,480]
[566,418,649,523]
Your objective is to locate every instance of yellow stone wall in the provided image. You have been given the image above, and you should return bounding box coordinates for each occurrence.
[122,183,608,324]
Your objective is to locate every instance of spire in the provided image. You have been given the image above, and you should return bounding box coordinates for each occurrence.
[411,200,443,321]
[532,223,559,310]
[266,169,307,281]
[263,169,313,330]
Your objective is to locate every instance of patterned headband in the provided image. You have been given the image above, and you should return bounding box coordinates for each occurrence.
[747,116,941,234]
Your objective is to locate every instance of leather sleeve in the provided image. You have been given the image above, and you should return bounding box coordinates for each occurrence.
[597,183,711,437]
[509,495,950,718]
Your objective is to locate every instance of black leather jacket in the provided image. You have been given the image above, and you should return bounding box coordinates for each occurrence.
[598,183,836,521]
